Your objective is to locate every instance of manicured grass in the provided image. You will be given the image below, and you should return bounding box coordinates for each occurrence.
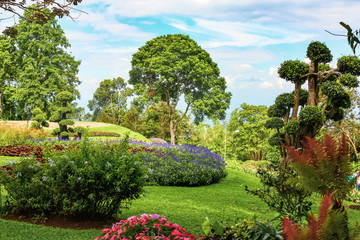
[0,219,101,240]
[0,168,359,239]
[87,124,149,142]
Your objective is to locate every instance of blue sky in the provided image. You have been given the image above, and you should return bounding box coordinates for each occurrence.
[3,0,360,121]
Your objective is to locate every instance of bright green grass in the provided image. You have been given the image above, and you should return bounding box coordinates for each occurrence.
[86,124,149,142]
[0,169,359,239]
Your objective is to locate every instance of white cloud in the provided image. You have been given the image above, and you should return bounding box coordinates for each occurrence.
[259,82,274,89]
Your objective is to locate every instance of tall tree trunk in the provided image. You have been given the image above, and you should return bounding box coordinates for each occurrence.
[291,81,301,119]
[307,61,318,106]
[169,115,176,145]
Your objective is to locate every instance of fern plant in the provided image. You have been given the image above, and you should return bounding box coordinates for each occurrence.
[285,134,353,202]
[285,134,354,239]
[282,191,349,240]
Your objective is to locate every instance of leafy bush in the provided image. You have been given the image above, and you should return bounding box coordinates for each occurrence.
[95,214,197,240]
[222,219,257,240]
[226,160,269,175]
[245,160,312,224]
[0,137,145,218]
[136,143,227,186]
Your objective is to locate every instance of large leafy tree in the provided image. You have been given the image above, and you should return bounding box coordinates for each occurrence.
[12,8,80,118]
[129,34,231,145]
[88,77,133,125]
[267,41,360,166]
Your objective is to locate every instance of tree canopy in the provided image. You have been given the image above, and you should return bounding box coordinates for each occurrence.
[129,34,231,144]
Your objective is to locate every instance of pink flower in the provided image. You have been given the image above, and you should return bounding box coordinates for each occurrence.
[151,214,160,219]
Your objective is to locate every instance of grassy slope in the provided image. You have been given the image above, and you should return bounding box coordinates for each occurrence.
[86,124,149,142]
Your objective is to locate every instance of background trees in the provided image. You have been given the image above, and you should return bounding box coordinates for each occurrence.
[88,77,132,125]
[129,34,231,145]
[267,41,360,165]
[228,103,276,161]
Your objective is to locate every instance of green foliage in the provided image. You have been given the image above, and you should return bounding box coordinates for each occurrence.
[268,104,287,118]
[222,219,257,240]
[227,104,275,161]
[339,73,359,88]
[0,138,145,218]
[337,55,360,76]
[284,119,300,135]
[129,34,231,144]
[201,216,226,238]
[299,106,326,125]
[247,220,283,240]
[245,160,312,224]
[265,117,285,130]
[30,108,48,129]
[321,81,351,108]
[306,41,333,64]
[51,128,61,136]
[59,119,74,126]
[278,60,309,84]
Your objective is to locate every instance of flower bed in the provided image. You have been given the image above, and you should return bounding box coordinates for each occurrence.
[95,214,197,240]
[133,142,228,186]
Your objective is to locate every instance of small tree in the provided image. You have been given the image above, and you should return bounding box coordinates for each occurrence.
[30,107,49,129]
[49,91,75,140]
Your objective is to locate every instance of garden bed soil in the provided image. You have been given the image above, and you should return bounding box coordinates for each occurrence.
[2,214,110,230]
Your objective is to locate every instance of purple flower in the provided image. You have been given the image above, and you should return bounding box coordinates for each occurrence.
[150,214,159,219]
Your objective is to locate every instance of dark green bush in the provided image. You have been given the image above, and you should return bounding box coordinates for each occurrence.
[0,138,145,218]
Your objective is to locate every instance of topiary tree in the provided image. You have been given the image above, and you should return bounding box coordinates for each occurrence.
[49,91,75,140]
[30,107,49,129]
[267,41,360,166]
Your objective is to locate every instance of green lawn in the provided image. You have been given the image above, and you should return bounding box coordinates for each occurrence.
[86,124,149,142]
[0,166,359,239]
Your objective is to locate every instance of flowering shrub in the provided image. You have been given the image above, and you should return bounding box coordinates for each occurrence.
[0,137,145,218]
[134,142,227,186]
[95,214,197,240]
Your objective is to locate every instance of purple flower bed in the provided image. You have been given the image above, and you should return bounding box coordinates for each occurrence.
[131,141,227,186]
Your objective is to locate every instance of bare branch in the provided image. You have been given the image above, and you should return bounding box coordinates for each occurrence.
[324,30,347,37]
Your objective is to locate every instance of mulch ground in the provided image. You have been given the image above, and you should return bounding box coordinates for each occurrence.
[2,214,111,230]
